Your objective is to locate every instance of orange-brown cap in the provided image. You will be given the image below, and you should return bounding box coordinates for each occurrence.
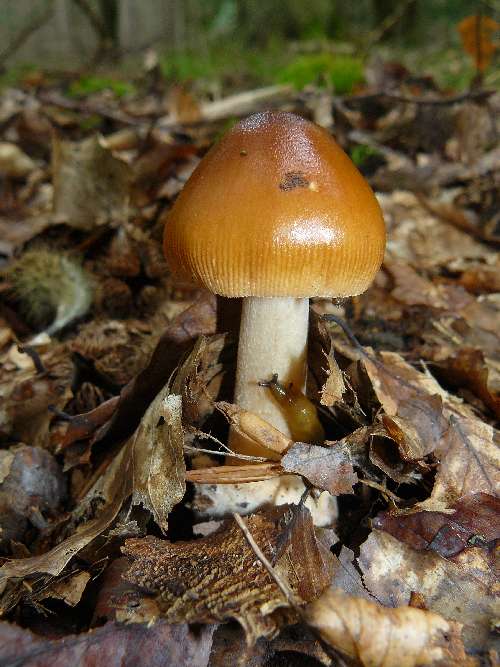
[163,111,385,297]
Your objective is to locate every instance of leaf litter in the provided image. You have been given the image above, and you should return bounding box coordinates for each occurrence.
[0,55,498,666]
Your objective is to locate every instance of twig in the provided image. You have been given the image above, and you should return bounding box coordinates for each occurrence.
[183,444,268,463]
[358,478,401,504]
[342,89,494,107]
[366,0,418,47]
[71,0,107,39]
[37,91,141,126]
[186,463,282,484]
[233,509,348,666]
[0,1,55,67]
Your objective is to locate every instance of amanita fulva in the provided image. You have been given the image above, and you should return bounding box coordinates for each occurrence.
[163,111,385,463]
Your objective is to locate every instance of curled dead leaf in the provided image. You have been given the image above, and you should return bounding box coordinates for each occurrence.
[359,529,498,652]
[42,570,90,607]
[130,391,185,533]
[306,588,473,667]
[281,442,357,495]
[216,401,293,458]
[373,493,500,559]
[458,15,499,72]
[52,133,131,230]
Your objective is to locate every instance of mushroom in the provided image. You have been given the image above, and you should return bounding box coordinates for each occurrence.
[164,111,385,459]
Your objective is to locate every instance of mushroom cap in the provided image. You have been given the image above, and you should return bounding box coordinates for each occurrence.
[163,111,386,297]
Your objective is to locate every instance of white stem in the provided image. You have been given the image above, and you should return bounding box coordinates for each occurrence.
[229,297,309,458]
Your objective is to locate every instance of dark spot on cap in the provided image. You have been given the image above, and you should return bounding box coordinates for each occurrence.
[279,171,310,191]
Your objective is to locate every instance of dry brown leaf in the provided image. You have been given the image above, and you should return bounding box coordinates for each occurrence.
[428,347,500,418]
[0,142,36,178]
[0,619,215,667]
[380,393,448,462]
[281,442,357,495]
[130,390,185,532]
[329,546,373,600]
[424,413,499,510]
[373,493,499,558]
[0,343,73,449]
[42,570,90,606]
[92,292,216,449]
[379,190,492,270]
[0,216,52,259]
[123,505,334,643]
[458,15,499,72]
[216,401,293,457]
[361,350,499,508]
[0,440,130,602]
[52,133,131,230]
[387,261,474,312]
[308,309,345,406]
[171,334,226,427]
[306,588,472,667]
[359,529,498,652]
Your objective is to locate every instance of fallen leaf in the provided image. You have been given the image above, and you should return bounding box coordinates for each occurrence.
[373,493,500,558]
[42,570,90,606]
[92,292,216,450]
[0,142,36,178]
[458,15,499,72]
[387,261,474,312]
[329,546,373,600]
[380,392,448,461]
[0,440,130,602]
[52,133,131,230]
[216,401,292,459]
[0,343,73,448]
[56,396,120,457]
[359,529,498,652]
[281,442,357,495]
[424,413,499,510]
[361,350,499,508]
[429,347,500,418]
[308,311,345,406]
[123,505,334,643]
[305,588,472,667]
[0,619,215,667]
[130,391,185,533]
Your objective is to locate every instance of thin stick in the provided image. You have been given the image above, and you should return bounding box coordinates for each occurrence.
[183,444,267,462]
[358,478,401,504]
[342,89,494,107]
[232,512,301,612]
[0,1,55,66]
[232,510,348,667]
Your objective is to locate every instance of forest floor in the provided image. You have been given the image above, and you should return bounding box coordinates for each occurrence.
[0,56,498,666]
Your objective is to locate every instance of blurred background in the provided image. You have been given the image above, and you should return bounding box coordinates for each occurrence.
[1,0,498,95]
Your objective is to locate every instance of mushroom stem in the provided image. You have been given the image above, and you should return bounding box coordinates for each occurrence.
[229,296,309,459]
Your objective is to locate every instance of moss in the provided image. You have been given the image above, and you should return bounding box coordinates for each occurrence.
[277,53,364,93]
[68,76,135,99]
[350,144,380,168]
